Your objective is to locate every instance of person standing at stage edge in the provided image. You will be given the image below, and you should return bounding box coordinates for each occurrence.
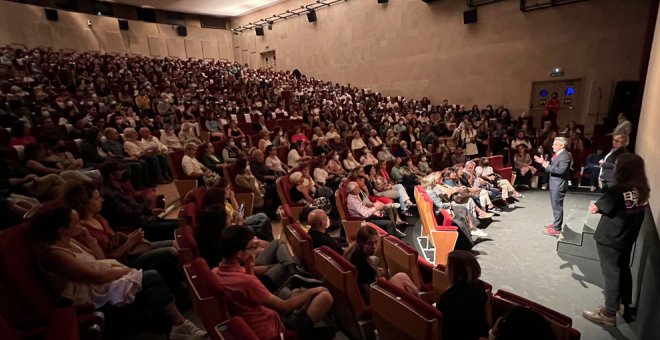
[534,137,572,236]
[583,153,649,327]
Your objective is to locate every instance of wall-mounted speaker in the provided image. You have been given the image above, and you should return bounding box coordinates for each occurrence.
[464,8,478,24]
[176,25,187,36]
[255,26,264,36]
[307,10,317,23]
[378,0,389,3]
[118,19,129,31]
[45,8,59,21]
[422,0,438,3]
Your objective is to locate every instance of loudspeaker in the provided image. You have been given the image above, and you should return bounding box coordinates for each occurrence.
[378,0,389,3]
[464,8,478,24]
[45,8,58,21]
[255,26,264,36]
[118,19,129,31]
[422,0,438,3]
[176,26,187,37]
[307,10,317,23]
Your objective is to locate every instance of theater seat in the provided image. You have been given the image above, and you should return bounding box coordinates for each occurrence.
[313,246,375,340]
[222,162,251,194]
[183,258,230,338]
[382,236,434,294]
[166,149,199,201]
[283,223,318,277]
[487,155,514,183]
[175,225,199,264]
[0,224,103,338]
[184,187,208,205]
[492,290,580,340]
[178,202,198,229]
[370,278,442,340]
[275,176,306,212]
[414,186,458,266]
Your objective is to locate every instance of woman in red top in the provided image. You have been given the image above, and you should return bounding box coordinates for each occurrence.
[290,126,309,144]
[62,181,181,290]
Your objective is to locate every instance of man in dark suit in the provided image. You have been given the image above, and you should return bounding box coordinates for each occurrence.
[598,134,629,192]
[534,137,572,236]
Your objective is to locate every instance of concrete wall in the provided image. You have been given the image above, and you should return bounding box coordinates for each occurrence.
[0,1,234,61]
[232,0,650,131]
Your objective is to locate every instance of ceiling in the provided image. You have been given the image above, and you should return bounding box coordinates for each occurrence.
[105,0,289,17]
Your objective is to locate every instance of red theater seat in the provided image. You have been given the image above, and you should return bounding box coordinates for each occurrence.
[370,278,443,340]
[492,290,580,340]
[313,246,374,340]
[283,223,317,277]
[382,236,434,294]
[175,225,199,264]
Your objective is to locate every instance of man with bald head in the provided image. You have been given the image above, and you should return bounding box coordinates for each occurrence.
[535,137,573,236]
[307,209,347,254]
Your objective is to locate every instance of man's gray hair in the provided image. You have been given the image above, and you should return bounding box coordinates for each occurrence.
[347,181,358,192]
[554,137,568,148]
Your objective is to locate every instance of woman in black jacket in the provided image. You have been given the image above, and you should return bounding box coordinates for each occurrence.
[583,153,649,326]
[436,250,489,340]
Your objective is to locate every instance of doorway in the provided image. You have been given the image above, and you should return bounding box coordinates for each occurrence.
[530,79,582,128]
[260,50,276,70]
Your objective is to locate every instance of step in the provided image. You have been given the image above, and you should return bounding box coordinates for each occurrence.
[557,209,588,246]
[556,232,600,261]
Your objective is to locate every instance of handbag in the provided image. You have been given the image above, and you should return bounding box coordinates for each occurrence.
[450,188,471,204]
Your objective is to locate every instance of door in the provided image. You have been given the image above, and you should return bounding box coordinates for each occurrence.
[530,79,582,128]
[260,50,276,70]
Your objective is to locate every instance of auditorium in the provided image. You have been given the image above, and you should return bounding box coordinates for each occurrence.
[0,0,659,339]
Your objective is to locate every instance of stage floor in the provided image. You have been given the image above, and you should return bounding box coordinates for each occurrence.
[406,189,638,340]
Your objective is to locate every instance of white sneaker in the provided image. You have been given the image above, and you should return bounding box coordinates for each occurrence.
[170,319,208,340]
[471,229,488,237]
[508,204,515,209]
[542,184,548,190]
[392,203,401,209]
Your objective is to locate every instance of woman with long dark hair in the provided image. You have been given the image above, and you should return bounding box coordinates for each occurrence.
[583,153,650,326]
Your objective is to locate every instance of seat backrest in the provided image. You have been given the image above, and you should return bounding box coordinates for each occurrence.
[185,187,208,205]
[276,175,300,207]
[283,223,316,276]
[183,258,229,337]
[487,155,504,170]
[493,289,573,340]
[0,224,57,324]
[167,149,194,180]
[178,202,198,229]
[382,236,425,290]
[370,278,442,340]
[222,162,251,194]
[176,225,199,264]
[313,246,370,340]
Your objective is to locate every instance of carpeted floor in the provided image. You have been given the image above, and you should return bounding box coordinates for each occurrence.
[405,189,638,340]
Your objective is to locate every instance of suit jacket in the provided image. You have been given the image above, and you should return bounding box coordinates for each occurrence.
[545,150,572,192]
[600,147,628,183]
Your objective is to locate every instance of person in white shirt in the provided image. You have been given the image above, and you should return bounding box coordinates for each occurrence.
[159,124,182,151]
[350,131,367,151]
[178,122,202,146]
[265,145,289,175]
[138,127,168,154]
[377,145,395,162]
[123,127,172,184]
[360,147,379,166]
[343,151,361,171]
[367,129,383,149]
[182,143,218,187]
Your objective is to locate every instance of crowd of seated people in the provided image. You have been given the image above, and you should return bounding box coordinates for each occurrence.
[0,46,602,338]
